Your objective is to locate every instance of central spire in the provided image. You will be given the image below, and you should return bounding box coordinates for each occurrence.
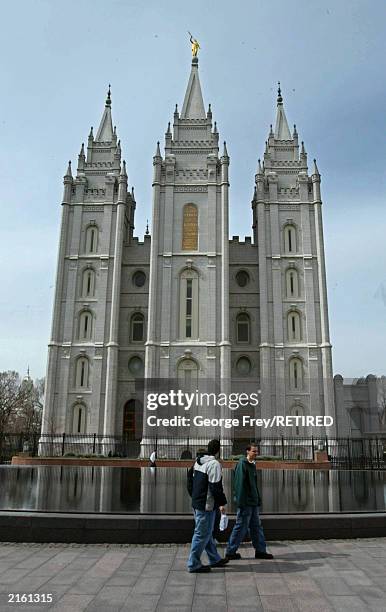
[181,57,206,119]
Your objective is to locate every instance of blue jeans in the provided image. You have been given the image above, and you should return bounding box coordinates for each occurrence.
[187,509,222,571]
[226,506,266,555]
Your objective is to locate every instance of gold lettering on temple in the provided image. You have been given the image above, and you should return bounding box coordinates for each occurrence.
[182,203,198,250]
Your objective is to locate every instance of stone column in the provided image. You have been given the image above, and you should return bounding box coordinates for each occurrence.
[41,170,72,443]
[314,196,335,435]
[102,167,127,448]
[145,148,162,380]
[219,146,232,454]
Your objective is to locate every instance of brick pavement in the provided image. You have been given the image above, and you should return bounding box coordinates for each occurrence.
[0,539,385,611]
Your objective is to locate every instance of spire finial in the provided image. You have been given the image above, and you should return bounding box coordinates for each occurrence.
[120,160,127,177]
[106,84,111,107]
[66,160,72,177]
[155,141,161,157]
[89,126,94,139]
[175,103,178,114]
[222,141,228,157]
[167,121,171,134]
[145,219,149,235]
[79,143,85,156]
[277,81,283,104]
[313,158,320,175]
[27,365,30,378]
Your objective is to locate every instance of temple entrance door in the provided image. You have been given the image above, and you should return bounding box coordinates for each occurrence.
[122,399,142,458]
[123,399,136,440]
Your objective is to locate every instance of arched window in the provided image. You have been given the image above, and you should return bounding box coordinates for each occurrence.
[179,269,199,339]
[236,313,250,343]
[182,204,198,250]
[289,357,303,391]
[177,359,198,388]
[288,311,301,342]
[75,356,89,388]
[130,313,145,342]
[286,268,299,298]
[85,225,98,253]
[81,268,96,298]
[72,403,86,434]
[290,404,304,436]
[284,224,297,253]
[78,311,93,341]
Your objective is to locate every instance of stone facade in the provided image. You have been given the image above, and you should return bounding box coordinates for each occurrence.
[41,58,383,446]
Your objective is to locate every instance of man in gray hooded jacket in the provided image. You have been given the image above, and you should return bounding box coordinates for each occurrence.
[187,439,229,572]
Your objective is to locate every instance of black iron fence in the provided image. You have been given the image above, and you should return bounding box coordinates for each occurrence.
[0,433,385,469]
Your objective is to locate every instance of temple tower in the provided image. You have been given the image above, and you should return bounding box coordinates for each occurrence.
[145,56,230,384]
[41,89,136,438]
[252,84,335,437]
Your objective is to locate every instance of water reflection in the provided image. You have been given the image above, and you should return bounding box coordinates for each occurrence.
[0,466,385,514]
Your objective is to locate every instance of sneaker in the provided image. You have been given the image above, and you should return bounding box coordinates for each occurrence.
[225,552,242,560]
[210,558,230,568]
[255,551,274,559]
[189,565,212,573]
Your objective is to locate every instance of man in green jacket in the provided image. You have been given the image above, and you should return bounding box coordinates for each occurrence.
[225,443,273,560]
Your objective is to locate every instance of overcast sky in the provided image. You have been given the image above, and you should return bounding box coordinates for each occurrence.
[1,0,385,379]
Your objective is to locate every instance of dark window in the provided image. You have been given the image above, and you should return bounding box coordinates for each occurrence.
[236,356,251,376]
[237,313,250,343]
[128,356,144,377]
[131,313,144,342]
[236,270,250,288]
[133,271,146,287]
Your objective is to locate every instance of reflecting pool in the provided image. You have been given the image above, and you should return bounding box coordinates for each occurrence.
[0,466,385,514]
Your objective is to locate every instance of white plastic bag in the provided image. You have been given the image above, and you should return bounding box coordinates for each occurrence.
[219,513,229,531]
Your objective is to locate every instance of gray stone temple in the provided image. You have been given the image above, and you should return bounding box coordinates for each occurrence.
[41,55,383,450]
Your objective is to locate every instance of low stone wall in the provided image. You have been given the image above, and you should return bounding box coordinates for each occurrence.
[0,511,384,543]
[11,457,331,469]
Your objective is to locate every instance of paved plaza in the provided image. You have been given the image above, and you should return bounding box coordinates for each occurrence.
[0,539,385,611]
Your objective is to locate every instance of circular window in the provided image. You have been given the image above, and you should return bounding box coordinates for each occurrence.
[236,356,251,376]
[236,270,250,288]
[128,356,144,376]
[133,271,146,287]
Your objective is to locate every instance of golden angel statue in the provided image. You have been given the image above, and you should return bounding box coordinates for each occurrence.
[188,32,200,57]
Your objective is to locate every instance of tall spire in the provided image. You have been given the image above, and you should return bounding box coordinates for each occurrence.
[181,57,206,119]
[274,81,291,140]
[96,84,114,141]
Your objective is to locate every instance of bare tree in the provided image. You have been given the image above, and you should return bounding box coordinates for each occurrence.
[12,377,44,436]
[0,371,33,459]
[0,371,30,434]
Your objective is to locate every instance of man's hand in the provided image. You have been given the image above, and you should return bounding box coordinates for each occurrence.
[219,506,226,514]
